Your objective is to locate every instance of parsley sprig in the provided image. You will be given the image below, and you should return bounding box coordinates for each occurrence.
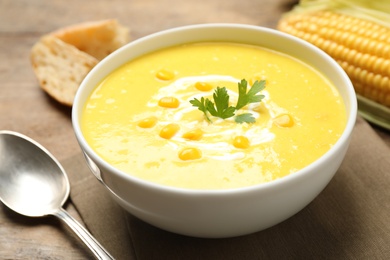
[190,79,266,124]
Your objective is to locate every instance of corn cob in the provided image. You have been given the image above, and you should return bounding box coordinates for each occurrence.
[278,5,390,108]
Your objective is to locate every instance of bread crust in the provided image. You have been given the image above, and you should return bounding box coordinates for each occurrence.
[30,19,130,106]
[31,36,99,106]
[51,19,130,61]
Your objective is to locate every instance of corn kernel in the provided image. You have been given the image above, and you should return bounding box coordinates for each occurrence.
[159,123,180,139]
[274,114,294,127]
[178,147,202,161]
[195,82,213,91]
[137,116,158,128]
[155,69,175,81]
[233,135,250,149]
[182,128,203,140]
[252,102,268,113]
[249,74,266,86]
[158,97,180,108]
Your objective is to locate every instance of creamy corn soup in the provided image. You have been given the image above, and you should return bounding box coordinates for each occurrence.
[81,42,347,190]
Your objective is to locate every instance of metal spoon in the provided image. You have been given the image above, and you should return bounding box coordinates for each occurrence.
[0,130,114,260]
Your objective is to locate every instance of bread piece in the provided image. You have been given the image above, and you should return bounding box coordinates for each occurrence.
[51,19,130,60]
[30,19,130,106]
[30,36,99,106]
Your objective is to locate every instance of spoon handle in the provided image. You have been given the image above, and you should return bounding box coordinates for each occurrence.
[53,208,115,260]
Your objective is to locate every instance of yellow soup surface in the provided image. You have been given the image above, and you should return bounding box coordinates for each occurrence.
[81,42,347,190]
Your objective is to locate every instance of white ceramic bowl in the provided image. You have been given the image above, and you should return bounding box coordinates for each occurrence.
[72,24,357,238]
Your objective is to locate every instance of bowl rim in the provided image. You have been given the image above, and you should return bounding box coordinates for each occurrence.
[72,23,357,195]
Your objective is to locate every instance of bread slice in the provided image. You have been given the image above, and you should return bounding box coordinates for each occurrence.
[51,19,130,60]
[30,36,99,106]
[30,19,130,106]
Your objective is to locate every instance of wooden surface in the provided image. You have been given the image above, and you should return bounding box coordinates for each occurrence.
[1,0,389,259]
[0,0,294,259]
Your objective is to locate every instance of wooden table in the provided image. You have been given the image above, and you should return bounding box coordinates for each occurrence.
[1,0,388,259]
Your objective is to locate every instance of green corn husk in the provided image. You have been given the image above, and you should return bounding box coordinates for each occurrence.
[288,0,390,26]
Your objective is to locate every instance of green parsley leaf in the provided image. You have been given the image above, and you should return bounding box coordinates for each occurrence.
[189,97,212,122]
[234,113,256,124]
[235,79,266,110]
[206,87,236,119]
[189,79,266,123]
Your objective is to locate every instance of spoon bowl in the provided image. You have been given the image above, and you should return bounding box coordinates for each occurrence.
[0,131,69,217]
[0,130,114,260]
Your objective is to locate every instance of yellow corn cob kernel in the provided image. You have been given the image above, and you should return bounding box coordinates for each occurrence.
[159,123,180,139]
[277,10,390,107]
[182,128,203,141]
[158,96,180,108]
[194,81,213,91]
[274,114,294,127]
[249,74,267,86]
[178,147,202,161]
[232,135,250,149]
[137,116,158,128]
[155,69,175,81]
